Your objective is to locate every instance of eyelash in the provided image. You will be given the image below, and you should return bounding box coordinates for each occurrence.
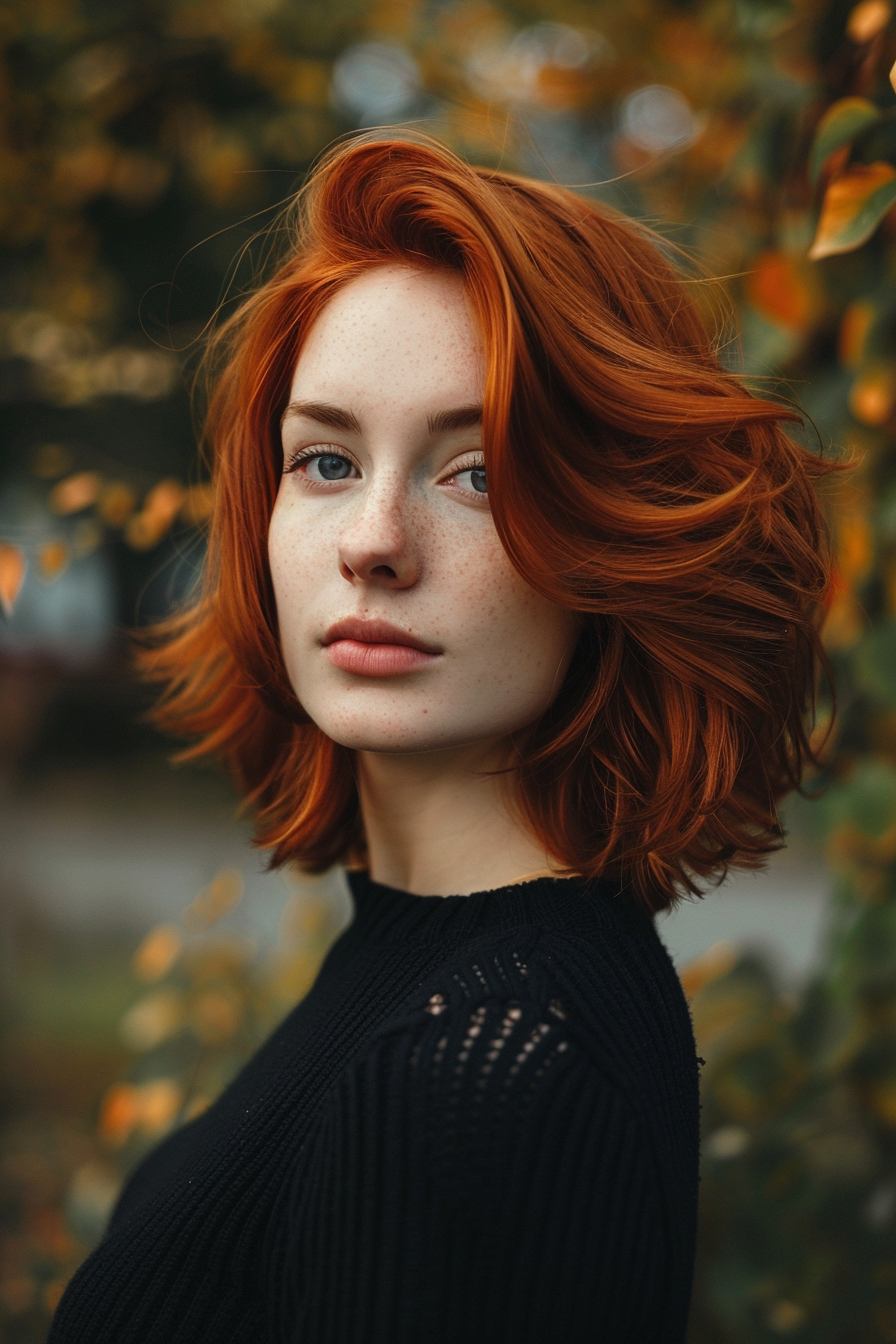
[283,445,352,476]
[282,447,488,498]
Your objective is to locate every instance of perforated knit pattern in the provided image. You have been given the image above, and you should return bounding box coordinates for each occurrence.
[49,872,700,1344]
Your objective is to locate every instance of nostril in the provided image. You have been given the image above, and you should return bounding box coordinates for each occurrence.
[371,565,397,578]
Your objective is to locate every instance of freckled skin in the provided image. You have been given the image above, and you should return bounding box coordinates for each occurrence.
[268,265,580,760]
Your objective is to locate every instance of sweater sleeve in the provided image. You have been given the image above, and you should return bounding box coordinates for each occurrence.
[274,991,671,1344]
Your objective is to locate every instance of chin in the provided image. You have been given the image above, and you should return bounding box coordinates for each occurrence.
[316,720,465,755]
[305,702,502,757]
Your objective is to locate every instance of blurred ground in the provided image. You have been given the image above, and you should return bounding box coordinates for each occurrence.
[1,747,831,974]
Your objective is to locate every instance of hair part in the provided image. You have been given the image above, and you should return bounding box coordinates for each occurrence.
[139,133,837,913]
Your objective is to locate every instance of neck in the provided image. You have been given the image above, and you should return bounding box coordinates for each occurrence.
[355,739,558,897]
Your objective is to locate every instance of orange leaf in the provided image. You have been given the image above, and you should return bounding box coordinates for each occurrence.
[144,478,186,525]
[847,0,891,41]
[49,471,101,515]
[837,509,874,580]
[838,300,875,366]
[746,251,814,331]
[132,923,182,982]
[850,365,896,425]
[0,542,26,617]
[810,162,896,259]
[98,1083,141,1143]
[38,539,69,580]
[124,510,167,551]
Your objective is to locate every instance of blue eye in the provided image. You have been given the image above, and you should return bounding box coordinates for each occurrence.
[455,467,487,495]
[290,451,357,482]
[315,455,352,480]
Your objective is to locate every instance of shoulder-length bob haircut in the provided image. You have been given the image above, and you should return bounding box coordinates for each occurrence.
[142,134,835,914]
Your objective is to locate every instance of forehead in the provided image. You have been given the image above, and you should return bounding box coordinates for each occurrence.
[288,265,484,411]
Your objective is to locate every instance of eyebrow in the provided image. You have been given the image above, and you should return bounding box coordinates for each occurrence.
[281,401,362,434]
[426,405,483,434]
[280,400,483,436]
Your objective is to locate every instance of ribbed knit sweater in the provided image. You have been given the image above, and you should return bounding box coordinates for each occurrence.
[49,871,700,1343]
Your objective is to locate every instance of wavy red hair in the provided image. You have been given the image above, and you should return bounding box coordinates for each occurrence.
[140,134,835,913]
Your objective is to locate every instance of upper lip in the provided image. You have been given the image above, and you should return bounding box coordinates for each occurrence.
[321,618,443,655]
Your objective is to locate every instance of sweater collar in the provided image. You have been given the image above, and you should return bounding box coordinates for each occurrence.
[345,869,650,945]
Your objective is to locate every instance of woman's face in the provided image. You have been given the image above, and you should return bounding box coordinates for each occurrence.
[268,264,580,757]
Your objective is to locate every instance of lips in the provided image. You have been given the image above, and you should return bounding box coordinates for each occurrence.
[321,618,443,677]
[322,618,442,654]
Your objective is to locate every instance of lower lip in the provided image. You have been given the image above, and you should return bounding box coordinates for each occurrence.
[324,640,440,677]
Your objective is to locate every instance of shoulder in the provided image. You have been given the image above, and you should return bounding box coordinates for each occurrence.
[290,973,656,1225]
[384,919,697,1101]
[280,975,681,1342]
[327,921,687,1135]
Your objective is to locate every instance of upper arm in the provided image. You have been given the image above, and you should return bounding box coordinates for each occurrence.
[275,994,669,1344]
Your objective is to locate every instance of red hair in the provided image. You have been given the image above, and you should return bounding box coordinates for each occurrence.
[140,134,835,913]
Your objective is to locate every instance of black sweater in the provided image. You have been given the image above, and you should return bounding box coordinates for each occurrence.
[49,872,700,1343]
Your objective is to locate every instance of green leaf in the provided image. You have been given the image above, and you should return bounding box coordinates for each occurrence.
[809,162,896,259]
[856,621,896,708]
[809,97,882,185]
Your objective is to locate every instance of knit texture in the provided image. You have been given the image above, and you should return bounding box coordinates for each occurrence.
[49,871,700,1343]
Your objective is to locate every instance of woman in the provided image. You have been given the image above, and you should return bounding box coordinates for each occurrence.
[50,135,833,1342]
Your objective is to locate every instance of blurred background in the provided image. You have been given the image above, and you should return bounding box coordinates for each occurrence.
[2,0,896,1338]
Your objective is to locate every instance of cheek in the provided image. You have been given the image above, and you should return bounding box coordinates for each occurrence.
[267,494,316,639]
[463,542,580,691]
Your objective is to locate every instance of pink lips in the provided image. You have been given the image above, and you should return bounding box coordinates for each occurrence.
[321,618,443,678]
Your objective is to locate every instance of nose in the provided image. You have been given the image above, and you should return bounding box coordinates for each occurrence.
[337,477,420,590]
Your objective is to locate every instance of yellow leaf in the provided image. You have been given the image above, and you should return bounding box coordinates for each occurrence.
[97,481,136,527]
[809,162,896,260]
[132,923,182,982]
[0,543,26,617]
[678,941,737,1001]
[191,989,241,1044]
[119,988,184,1050]
[184,936,251,983]
[847,0,891,41]
[705,1124,750,1159]
[49,471,101,515]
[137,1079,183,1135]
[183,868,244,931]
[179,482,214,525]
